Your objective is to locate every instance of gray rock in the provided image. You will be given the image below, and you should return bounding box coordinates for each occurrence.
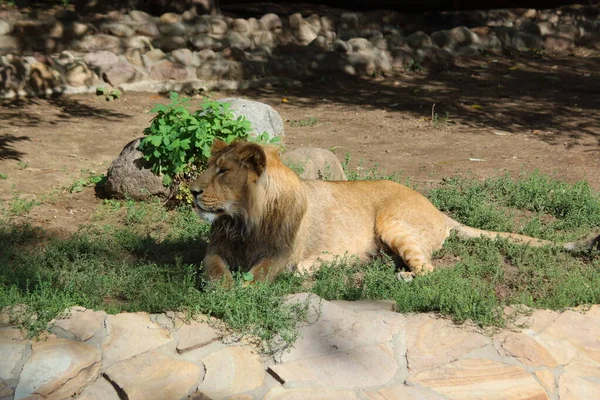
[122,35,153,50]
[308,35,330,52]
[251,30,275,48]
[282,148,346,181]
[347,37,374,52]
[196,59,239,80]
[83,50,119,69]
[135,22,160,37]
[334,39,350,53]
[149,61,188,80]
[129,10,153,23]
[0,20,12,36]
[431,30,451,48]
[104,138,173,201]
[101,22,134,37]
[159,12,179,24]
[193,22,211,34]
[0,328,26,381]
[228,31,252,50]
[75,34,121,53]
[66,63,98,86]
[152,36,187,52]
[231,18,250,34]
[406,31,433,49]
[71,22,89,37]
[171,48,200,67]
[217,98,284,142]
[197,49,216,60]
[449,26,480,47]
[210,18,228,36]
[260,13,282,32]
[544,34,574,52]
[340,12,361,29]
[0,35,20,55]
[159,22,186,37]
[103,61,144,85]
[190,34,225,51]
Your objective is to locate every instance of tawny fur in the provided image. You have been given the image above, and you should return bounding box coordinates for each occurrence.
[190,140,599,282]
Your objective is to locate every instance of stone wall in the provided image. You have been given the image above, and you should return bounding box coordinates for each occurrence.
[0,5,598,98]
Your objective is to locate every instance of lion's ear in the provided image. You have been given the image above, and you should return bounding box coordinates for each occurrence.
[211,139,229,153]
[238,143,267,176]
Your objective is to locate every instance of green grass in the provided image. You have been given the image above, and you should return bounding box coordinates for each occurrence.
[1,170,599,352]
[289,117,318,128]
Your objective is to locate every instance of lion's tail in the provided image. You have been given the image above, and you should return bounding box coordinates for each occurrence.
[445,216,600,252]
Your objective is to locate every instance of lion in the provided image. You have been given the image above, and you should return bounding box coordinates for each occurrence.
[190,140,599,283]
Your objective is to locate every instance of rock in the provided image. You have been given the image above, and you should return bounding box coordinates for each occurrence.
[197,49,216,60]
[75,34,122,53]
[392,49,414,70]
[408,358,547,400]
[66,63,98,86]
[0,35,20,55]
[340,12,361,29]
[542,308,600,363]
[105,138,173,200]
[197,347,264,399]
[104,351,203,400]
[176,318,220,353]
[190,34,225,51]
[331,299,396,312]
[149,61,188,80]
[221,47,247,62]
[364,385,447,400]
[101,22,134,37]
[0,20,12,35]
[15,339,101,400]
[498,331,576,368]
[282,148,346,181]
[334,39,350,53]
[556,23,580,40]
[122,35,154,51]
[406,31,433,49]
[281,294,402,363]
[347,37,374,52]
[292,15,318,46]
[406,314,489,373]
[260,13,282,32]
[0,328,26,381]
[264,387,361,400]
[77,377,120,400]
[228,31,252,50]
[160,12,179,24]
[72,22,89,37]
[135,22,160,37]
[449,26,481,47]
[159,22,187,37]
[0,378,13,398]
[420,47,454,68]
[231,18,250,34]
[269,343,397,389]
[51,307,107,347]
[308,36,330,52]
[534,370,555,393]
[193,21,211,34]
[103,61,144,85]
[306,14,322,32]
[216,98,284,142]
[210,18,228,36]
[251,30,275,48]
[145,48,166,62]
[101,312,173,368]
[171,48,200,67]
[129,10,153,23]
[83,50,119,70]
[544,35,574,52]
[152,35,187,52]
[196,59,241,80]
[559,359,600,400]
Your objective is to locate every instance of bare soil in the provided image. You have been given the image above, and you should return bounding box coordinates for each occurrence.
[1,50,599,235]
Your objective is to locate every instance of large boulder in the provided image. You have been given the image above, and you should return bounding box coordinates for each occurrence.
[217,98,285,143]
[282,147,346,181]
[104,138,173,201]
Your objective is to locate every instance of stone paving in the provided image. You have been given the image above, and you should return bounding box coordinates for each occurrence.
[1,293,599,400]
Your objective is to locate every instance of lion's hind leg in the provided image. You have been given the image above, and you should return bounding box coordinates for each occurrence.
[376,217,434,276]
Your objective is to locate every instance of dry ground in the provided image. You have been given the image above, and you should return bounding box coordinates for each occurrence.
[1,50,599,235]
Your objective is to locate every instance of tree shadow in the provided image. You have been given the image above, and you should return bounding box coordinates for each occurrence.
[0,134,29,161]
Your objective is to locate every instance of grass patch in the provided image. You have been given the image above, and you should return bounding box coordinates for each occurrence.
[1,170,599,351]
[289,117,318,127]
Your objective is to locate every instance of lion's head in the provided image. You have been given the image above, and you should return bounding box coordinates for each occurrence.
[190,140,268,223]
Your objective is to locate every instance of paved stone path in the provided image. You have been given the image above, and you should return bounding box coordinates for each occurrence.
[1,293,599,400]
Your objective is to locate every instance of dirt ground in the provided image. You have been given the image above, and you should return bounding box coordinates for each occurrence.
[1,50,599,235]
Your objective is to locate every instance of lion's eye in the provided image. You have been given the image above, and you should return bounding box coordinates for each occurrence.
[217,168,227,175]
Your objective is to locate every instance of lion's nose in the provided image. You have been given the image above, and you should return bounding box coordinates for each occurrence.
[190,188,204,198]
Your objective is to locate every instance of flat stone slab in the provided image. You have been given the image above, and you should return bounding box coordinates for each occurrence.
[406,314,489,373]
[281,293,405,363]
[542,307,600,363]
[559,359,600,400]
[497,331,576,368]
[176,318,220,354]
[364,385,447,400]
[15,338,101,400]
[408,358,548,400]
[104,350,203,400]
[264,387,361,399]
[77,376,120,400]
[102,312,172,368]
[52,307,107,348]
[198,346,265,399]
[269,343,397,389]
[0,327,27,381]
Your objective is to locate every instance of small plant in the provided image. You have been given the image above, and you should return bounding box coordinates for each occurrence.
[404,60,424,72]
[0,173,7,179]
[1,188,40,217]
[96,87,121,102]
[68,170,106,193]
[16,161,29,170]
[138,92,280,202]
[289,117,318,128]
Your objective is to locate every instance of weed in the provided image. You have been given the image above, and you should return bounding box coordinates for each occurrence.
[404,60,424,72]
[289,117,318,128]
[1,188,40,217]
[68,170,106,193]
[96,87,121,102]
[17,161,29,170]
[0,173,7,179]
